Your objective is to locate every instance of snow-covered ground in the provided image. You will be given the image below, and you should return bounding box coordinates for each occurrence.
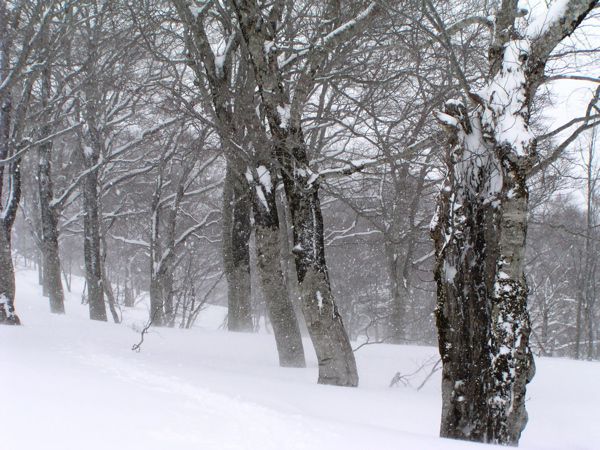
[2,268,599,450]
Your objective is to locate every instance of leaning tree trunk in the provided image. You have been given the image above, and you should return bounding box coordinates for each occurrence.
[247,160,306,367]
[82,168,107,321]
[278,128,358,386]
[38,142,65,314]
[222,163,253,332]
[230,0,359,385]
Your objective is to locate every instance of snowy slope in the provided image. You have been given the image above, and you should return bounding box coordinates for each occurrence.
[1,268,599,450]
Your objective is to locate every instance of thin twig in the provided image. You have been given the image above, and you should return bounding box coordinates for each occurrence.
[131,308,160,353]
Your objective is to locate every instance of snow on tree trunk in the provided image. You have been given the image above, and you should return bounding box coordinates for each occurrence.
[432,96,535,445]
[248,161,306,367]
[0,221,19,325]
[231,0,361,386]
[430,0,598,441]
[278,129,358,386]
[0,4,20,324]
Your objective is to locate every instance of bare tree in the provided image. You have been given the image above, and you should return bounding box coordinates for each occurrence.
[0,1,58,324]
[171,0,306,367]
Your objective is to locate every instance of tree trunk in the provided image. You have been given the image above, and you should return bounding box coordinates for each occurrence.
[222,164,253,332]
[427,0,598,440]
[82,169,107,321]
[432,101,534,445]
[385,244,406,344]
[101,262,120,324]
[149,267,174,327]
[124,261,135,307]
[38,143,65,314]
[149,275,165,326]
[0,4,19,325]
[0,222,19,324]
[248,161,306,367]
[279,129,358,386]
[276,189,301,312]
[37,252,43,286]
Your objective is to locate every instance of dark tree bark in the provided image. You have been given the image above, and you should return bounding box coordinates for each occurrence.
[35,13,65,315]
[228,0,380,386]
[277,129,358,385]
[0,213,20,325]
[82,165,107,321]
[247,159,306,367]
[429,0,598,444]
[0,3,21,325]
[222,164,253,332]
[171,1,307,366]
[0,157,21,325]
[38,140,65,314]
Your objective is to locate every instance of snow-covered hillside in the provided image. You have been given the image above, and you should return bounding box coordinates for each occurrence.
[1,268,598,450]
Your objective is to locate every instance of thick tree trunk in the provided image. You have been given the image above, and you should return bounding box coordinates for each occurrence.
[279,130,358,386]
[38,143,65,314]
[0,6,19,325]
[248,162,306,367]
[426,0,600,439]
[432,101,535,445]
[222,164,253,332]
[82,170,107,321]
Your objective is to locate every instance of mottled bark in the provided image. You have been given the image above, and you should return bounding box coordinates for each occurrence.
[432,100,534,446]
[0,4,19,325]
[0,4,20,324]
[0,222,19,324]
[429,0,597,443]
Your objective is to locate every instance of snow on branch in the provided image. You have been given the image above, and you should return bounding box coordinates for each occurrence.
[310,135,437,185]
[528,0,599,61]
[527,0,571,39]
[281,1,380,68]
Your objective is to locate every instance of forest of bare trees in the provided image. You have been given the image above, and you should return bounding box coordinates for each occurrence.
[1,0,599,446]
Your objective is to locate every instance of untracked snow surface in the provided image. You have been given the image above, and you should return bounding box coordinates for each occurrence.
[2,268,599,450]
